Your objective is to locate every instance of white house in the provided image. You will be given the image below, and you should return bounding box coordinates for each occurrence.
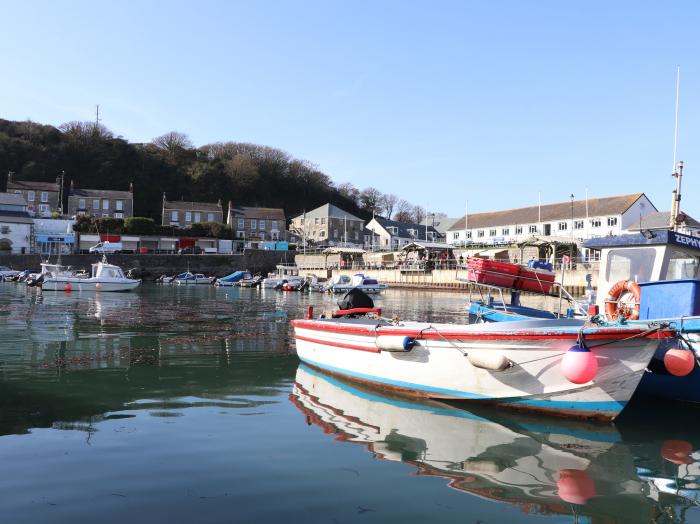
[0,192,33,254]
[366,217,440,251]
[448,193,656,248]
[290,204,365,247]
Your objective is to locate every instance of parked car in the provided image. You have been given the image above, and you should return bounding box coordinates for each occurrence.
[89,241,123,254]
[178,246,204,254]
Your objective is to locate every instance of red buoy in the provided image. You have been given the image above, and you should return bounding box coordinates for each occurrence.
[63,283,72,292]
[561,345,598,384]
[557,469,595,505]
[664,348,695,377]
[661,439,694,465]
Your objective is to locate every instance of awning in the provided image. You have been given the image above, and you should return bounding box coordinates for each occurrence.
[401,242,453,251]
[322,247,366,254]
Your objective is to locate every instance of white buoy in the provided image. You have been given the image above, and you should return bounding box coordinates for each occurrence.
[467,350,512,371]
[375,336,416,352]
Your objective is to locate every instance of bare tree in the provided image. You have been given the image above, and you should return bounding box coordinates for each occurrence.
[59,121,113,142]
[380,193,398,219]
[152,131,193,154]
[359,187,382,214]
[394,199,414,222]
[337,182,360,205]
[412,205,426,224]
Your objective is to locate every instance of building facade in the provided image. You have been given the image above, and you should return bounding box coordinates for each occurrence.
[290,204,365,247]
[447,193,656,247]
[366,217,439,251]
[0,192,33,254]
[6,172,62,218]
[67,182,134,219]
[226,205,286,242]
[33,218,75,255]
[161,196,223,226]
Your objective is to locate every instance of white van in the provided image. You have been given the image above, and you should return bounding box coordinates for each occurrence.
[89,241,123,254]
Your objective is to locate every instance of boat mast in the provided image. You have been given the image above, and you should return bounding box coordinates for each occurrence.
[670,66,682,231]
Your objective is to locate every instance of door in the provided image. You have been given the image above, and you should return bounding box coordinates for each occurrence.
[543,224,551,236]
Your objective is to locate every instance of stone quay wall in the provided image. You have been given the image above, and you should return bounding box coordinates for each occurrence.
[0,249,293,280]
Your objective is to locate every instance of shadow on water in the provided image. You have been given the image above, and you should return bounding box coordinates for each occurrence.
[291,364,700,523]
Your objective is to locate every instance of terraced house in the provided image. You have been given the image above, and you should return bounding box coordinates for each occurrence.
[290,204,365,247]
[226,204,286,242]
[67,181,134,219]
[161,195,223,226]
[6,172,62,217]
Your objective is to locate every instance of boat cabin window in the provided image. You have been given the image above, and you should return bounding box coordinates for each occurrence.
[605,248,655,284]
[100,267,124,278]
[663,247,700,280]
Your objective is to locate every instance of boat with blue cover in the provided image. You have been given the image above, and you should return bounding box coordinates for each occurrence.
[215,270,252,287]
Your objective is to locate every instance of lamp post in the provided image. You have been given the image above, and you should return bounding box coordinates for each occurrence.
[570,194,575,266]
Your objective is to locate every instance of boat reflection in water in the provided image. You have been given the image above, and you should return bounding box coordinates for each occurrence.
[291,365,700,522]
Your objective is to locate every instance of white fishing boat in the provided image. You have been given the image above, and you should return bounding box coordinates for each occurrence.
[291,304,674,420]
[326,273,387,294]
[262,264,300,288]
[41,260,140,292]
[173,272,215,285]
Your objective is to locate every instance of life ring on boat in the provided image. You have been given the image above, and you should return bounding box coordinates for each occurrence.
[604,280,641,320]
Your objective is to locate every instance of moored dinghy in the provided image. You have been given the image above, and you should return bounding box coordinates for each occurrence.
[290,292,674,420]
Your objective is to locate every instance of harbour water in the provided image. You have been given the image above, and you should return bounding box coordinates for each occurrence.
[1,283,700,523]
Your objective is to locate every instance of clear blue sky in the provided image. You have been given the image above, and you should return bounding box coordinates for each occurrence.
[2,1,699,218]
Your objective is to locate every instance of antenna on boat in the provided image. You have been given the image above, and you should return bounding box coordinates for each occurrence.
[670,66,683,231]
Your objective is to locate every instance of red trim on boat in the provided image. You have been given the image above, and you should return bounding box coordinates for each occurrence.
[295,334,379,353]
[291,319,675,341]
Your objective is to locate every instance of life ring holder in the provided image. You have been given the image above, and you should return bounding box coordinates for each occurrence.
[604,280,641,321]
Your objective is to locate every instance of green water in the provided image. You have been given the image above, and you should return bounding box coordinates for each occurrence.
[0,283,699,523]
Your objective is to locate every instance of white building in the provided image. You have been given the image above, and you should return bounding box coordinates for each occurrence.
[0,193,33,254]
[366,217,440,251]
[447,193,656,249]
[290,204,365,247]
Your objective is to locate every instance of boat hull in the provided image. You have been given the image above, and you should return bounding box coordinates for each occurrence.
[291,318,669,420]
[41,278,141,292]
[330,285,387,294]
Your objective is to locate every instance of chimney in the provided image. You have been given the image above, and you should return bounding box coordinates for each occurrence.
[7,171,12,184]
[217,198,222,207]
[162,192,166,203]
[129,182,133,193]
[70,179,75,194]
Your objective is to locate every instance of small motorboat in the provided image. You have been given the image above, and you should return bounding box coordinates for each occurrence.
[238,275,263,288]
[290,290,675,421]
[0,265,20,282]
[173,272,215,285]
[280,277,307,291]
[326,273,388,294]
[263,264,301,288]
[215,270,252,287]
[41,260,141,292]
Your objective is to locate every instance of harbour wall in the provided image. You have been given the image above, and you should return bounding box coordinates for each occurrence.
[0,249,293,280]
[300,267,597,296]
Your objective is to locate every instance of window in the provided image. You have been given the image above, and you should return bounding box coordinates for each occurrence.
[606,248,656,284]
[102,213,110,217]
[236,231,245,238]
[272,220,278,230]
[354,231,359,241]
[79,198,86,209]
[39,204,50,213]
[452,232,459,240]
[207,213,214,222]
[528,225,538,233]
[27,191,35,202]
[477,230,485,238]
[171,211,178,221]
[574,220,584,229]
[116,200,123,211]
[502,228,509,235]
[466,231,472,239]
[102,200,109,210]
[259,232,265,240]
[314,217,319,225]
[41,192,48,203]
[664,248,700,280]
[607,217,618,227]
[407,228,417,237]
[333,229,338,237]
[114,212,124,219]
[185,212,192,222]
[558,222,568,231]
[515,226,523,235]
[259,220,265,230]
[238,218,245,229]
[93,199,100,210]
[321,218,325,224]
[319,229,326,238]
[489,229,497,236]
[590,219,601,228]
[250,219,257,229]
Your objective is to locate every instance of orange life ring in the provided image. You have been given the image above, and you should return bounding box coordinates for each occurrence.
[604,280,641,320]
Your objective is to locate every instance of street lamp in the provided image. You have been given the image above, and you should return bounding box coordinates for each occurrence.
[570,194,574,238]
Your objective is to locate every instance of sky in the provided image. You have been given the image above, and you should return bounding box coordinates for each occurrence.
[2,1,700,218]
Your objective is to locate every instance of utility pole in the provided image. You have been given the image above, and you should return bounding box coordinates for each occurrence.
[58,170,65,215]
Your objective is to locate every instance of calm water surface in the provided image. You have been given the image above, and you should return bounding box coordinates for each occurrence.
[1,283,700,523]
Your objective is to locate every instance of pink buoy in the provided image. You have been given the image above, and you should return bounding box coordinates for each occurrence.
[664,348,695,377]
[561,345,598,384]
[557,469,595,504]
[95,282,102,290]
